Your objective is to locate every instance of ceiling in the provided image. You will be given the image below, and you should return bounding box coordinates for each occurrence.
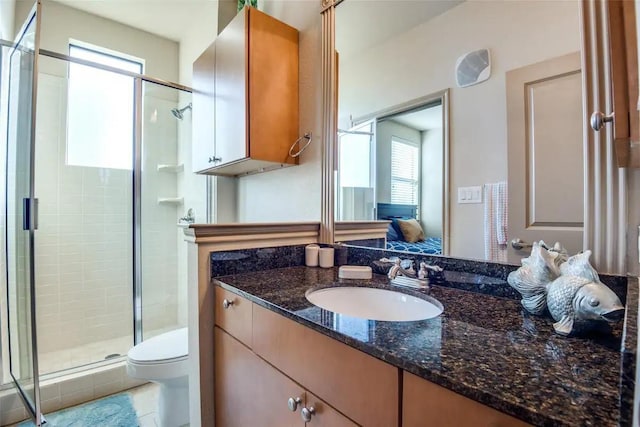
[390,104,442,131]
[335,0,463,59]
[50,0,463,48]
[52,0,212,42]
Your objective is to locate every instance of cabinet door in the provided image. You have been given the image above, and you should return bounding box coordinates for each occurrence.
[304,392,359,427]
[215,327,303,427]
[214,286,253,347]
[252,304,398,427]
[214,7,249,167]
[403,372,531,427]
[192,42,216,172]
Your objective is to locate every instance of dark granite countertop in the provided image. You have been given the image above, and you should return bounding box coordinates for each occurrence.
[213,266,637,426]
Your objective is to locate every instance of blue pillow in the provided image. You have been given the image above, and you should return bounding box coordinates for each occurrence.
[390,217,411,240]
[386,224,400,241]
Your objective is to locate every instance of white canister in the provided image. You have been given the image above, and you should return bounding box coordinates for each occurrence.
[305,244,320,267]
[319,247,335,268]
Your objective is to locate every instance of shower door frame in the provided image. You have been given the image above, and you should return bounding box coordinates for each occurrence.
[2,36,194,410]
[35,48,193,348]
[4,2,45,425]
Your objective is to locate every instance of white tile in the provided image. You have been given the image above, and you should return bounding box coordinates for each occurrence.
[59,374,94,396]
[59,387,94,408]
[94,380,125,399]
[93,367,125,385]
[137,413,158,427]
[130,383,158,417]
[0,406,26,426]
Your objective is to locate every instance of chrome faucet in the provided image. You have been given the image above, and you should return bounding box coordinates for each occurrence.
[387,259,429,289]
[387,259,416,279]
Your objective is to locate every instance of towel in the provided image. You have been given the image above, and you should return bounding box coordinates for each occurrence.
[484,182,508,262]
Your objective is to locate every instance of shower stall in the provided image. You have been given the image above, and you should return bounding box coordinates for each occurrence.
[1,3,193,424]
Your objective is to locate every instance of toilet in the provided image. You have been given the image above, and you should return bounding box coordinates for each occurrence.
[126,327,189,427]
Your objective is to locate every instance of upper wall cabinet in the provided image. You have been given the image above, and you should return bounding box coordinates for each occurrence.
[192,7,300,176]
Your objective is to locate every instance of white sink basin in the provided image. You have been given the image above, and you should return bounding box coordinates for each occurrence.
[305,287,443,321]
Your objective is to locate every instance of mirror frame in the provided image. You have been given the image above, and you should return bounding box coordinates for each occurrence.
[320,0,631,274]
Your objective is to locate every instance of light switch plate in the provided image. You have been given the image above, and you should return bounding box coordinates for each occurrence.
[458,186,482,204]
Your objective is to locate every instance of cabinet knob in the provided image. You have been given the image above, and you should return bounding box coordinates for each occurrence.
[287,397,302,412]
[301,406,315,422]
[222,299,234,309]
[208,156,222,163]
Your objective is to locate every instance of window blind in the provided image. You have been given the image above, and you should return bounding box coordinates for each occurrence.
[391,138,419,204]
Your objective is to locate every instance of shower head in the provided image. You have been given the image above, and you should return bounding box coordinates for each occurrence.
[171,102,192,120]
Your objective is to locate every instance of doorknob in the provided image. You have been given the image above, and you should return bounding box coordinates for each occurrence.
[511,238,532,251]
[590,111,614,131]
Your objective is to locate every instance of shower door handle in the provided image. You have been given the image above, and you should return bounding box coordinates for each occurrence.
[23,198,38,231]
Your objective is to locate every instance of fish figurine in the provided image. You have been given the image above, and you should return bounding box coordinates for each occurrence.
[508,243,625,336]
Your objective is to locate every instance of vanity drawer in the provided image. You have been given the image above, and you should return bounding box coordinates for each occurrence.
[215,286,253,347]
[403,372,531,427]
[252,304,398,427]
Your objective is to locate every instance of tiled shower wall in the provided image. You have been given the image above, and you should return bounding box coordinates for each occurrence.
[33,69,182,367]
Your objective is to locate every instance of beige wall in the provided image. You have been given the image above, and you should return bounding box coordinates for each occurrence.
[339,0,581,260]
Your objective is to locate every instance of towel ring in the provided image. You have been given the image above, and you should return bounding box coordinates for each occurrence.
[289,132,312,158]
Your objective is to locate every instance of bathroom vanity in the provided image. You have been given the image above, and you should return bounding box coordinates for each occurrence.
[211,261,636,426]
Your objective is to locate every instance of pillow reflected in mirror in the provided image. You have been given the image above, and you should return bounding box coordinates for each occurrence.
[397,218,425,243]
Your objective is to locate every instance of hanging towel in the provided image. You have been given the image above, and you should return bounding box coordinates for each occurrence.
[484,182,508,262]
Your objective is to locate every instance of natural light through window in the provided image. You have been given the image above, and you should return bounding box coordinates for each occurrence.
[391,138,419,204]
[66,44,142,169]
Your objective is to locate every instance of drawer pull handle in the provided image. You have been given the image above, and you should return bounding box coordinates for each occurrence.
[301,406,315,422]
[222,299,234,309]
[287,397,302,412]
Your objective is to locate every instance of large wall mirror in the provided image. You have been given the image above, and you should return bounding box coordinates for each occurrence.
[334,0,596,264]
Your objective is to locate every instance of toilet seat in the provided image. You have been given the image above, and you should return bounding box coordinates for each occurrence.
[127,327,189,381]
[128,327,187,363]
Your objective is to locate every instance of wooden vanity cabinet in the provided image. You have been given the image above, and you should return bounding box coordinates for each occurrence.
[252,304,398,427]
[214,291,358,426]
[213,286,529,427]
[192,6,299,176]
[215,327,303,426]
[402,372,531,427]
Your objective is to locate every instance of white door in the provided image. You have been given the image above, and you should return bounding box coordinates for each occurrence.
[506,52,583,263]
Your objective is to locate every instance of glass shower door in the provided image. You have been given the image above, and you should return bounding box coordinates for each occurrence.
[5,2,44,425]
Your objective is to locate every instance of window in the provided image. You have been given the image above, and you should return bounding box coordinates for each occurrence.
[390,137,419,204]
[66,43,143,169]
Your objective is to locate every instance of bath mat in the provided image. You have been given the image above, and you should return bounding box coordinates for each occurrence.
[18,393,138,427]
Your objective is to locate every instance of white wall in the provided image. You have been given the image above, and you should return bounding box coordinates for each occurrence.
[339,0,581,259]
[1,0,15,40]
[421,127,443,238]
